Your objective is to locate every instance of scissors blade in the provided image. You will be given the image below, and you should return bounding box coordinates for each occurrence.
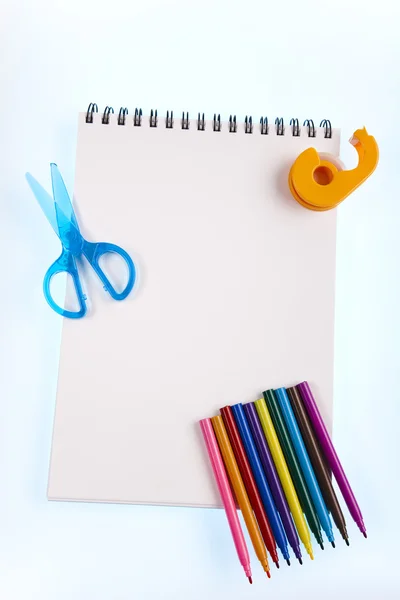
[25,172,60,238]
[53,201,84,254]
[50,163,80,232]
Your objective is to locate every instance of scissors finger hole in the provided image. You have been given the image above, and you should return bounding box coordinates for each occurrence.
[98,252,131,295]
[49,271,83,313]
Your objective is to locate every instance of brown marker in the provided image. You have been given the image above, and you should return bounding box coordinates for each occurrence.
[286,387,349,546]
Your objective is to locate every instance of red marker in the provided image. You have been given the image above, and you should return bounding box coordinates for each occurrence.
[220,406,279,567]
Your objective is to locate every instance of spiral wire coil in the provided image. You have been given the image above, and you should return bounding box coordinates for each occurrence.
[85,104,332,138]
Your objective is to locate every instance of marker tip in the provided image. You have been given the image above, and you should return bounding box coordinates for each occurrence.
[275,561,280,569]
[263,564,271,578]
[298,557,303,565]
[331,541,336,549]
[286,559,291,566]
[319,542,324,550]
[363,531,367,539]
[248,576,252,584]
[345,538,350,546]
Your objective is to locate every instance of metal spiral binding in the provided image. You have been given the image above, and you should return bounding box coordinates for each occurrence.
[320,119,332,139]
[85,104,333,137]
[245,116,253,134]
[86,102,98,123]
[290,118,300,137]
[213,114,221,132]
[182,112,190,130]
[166,111,173,129]
[275,118,284,136]
[134,108,142,126]
[150,109,158,128]
[197,113,205,131]
[118,107,128,126]
[102,106,114,125]
[260,117,268,135]
[304,119,316,138]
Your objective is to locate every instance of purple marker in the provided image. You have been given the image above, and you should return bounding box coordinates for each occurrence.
[243,403,303,564]
[297,381,367,538]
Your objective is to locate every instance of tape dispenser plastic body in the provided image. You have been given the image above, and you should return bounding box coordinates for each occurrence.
[289,128,378,211]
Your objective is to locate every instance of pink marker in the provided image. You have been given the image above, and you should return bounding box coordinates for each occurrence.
[199,419,253,583]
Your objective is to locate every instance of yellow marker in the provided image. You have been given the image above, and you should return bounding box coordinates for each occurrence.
[289,127,378,211]
[211,416,271,577]
[254,398,314,560]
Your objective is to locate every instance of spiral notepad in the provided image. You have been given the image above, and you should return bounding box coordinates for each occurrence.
[48,104,340,508]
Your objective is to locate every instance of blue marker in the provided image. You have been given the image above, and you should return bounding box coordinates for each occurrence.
[275,388,335,546]
[231,403,291,564]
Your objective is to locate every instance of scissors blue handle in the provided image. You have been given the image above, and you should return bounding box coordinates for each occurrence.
[26,164,136,319]
[43,241,136,319]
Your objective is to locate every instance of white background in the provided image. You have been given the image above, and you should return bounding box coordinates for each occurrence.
[1,1,399,598]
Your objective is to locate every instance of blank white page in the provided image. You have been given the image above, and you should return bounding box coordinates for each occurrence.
[48,113,340,507]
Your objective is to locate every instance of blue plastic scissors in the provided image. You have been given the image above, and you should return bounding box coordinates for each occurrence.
[26,163,136,319]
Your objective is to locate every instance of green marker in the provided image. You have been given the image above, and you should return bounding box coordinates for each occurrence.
[263,389,324,550]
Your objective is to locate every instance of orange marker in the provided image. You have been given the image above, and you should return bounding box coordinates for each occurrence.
[212,416,271,578]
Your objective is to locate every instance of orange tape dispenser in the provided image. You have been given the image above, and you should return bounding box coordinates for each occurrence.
[289,128,379,211]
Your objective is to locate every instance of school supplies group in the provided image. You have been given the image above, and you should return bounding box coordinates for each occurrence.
[46,108,340,507]
[22,104,376,588]
[200,381,365,583]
